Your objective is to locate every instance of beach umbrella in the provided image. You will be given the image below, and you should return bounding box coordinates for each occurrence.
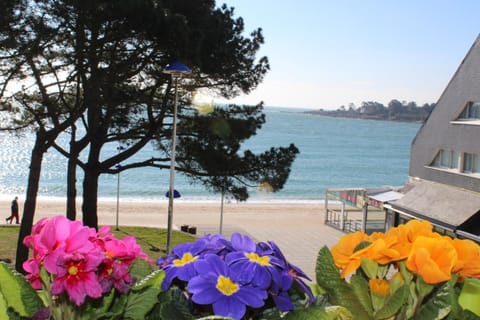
[165,189,181,198]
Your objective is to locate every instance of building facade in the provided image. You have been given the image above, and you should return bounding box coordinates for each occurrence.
[385,35,480,241]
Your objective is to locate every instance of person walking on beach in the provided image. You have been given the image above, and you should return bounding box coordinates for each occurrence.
[6,196,19,224]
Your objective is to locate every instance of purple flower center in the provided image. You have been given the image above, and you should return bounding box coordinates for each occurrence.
[216,275,239,296]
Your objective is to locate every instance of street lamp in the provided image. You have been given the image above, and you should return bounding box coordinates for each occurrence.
[115,145,125,231]
[115,163,122,231]
[163,62,191,254]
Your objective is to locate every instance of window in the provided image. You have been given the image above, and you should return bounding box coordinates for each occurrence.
[459,102,480,119]
[451,150,459,169]
[432,149,459,169]
[463,153,480,173]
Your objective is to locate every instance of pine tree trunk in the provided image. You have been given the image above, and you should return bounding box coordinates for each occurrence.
[82,166,100,230]
[66,125,77,220]
[15,135,46,273]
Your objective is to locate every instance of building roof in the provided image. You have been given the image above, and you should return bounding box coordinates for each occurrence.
[390,180,480,230]
[368,190,403,203]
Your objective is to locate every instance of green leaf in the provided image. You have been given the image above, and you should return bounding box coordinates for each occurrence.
[376,265,389,279]
[0,262,44,317]
[324,306,354,320]
[413,278,456,320]
[0,287,8,320]
[350,274,373,316]
[461,309,480,320]
[374,285,408,320]
[360,257,378,280]
[399,261,413,284]
[282,306,334,320]
[129,258,155,283]
[458,277,480,317]
[315,246,370,320]
[87,289,116,319]
[283,305,353,320]
[309,283,327,297]
[355,241,373,252]
[124,287,161,320]
[132,269,165,292]
[151,288,195,320]
[105,293,128,318]
[416,277,434,299]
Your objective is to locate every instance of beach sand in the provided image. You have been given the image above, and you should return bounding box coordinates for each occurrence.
[0,198,345,279]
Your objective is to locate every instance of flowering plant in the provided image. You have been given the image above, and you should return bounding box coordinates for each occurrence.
[0,216,162,320]
[157,232,315,320]
[313,220,480,319]
[0,217,317,320]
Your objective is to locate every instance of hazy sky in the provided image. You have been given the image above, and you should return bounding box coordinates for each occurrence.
[216,0,480,109]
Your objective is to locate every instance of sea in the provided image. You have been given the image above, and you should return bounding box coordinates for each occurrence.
[0,107,421,204]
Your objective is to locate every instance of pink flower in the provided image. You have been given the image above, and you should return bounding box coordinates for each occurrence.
[24,216,98,275]
[97,258,132,293]
[41,217,97,274]
[96,235,151,293]
[23,258,42,289]
[51,252,104,306]
[23,216,152,306]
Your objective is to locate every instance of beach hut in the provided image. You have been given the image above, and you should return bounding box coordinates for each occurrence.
[324,187,402,234]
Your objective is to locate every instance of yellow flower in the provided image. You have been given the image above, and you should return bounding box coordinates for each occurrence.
[369,279,390,297]
[406,235,458,284]
[368,232,386,241]
[361,237,402,265]
[451,238,480,278]
[385,219,436,259]
[331,231,370,278]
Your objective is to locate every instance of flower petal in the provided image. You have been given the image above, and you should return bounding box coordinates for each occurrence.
[235,286,267,308]
[212,296,246,320]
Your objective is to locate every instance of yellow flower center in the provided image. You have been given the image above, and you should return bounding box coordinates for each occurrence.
[68,265,78,276]
[216,275,239,296]
[245,252,270,266]
[173,252,198,267]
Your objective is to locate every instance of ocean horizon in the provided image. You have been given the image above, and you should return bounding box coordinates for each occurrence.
[0,107,420,204]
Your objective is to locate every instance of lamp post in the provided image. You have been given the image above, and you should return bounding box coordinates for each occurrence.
[115,145,124,231]
[115,163,122,231]
[162,62,191,254]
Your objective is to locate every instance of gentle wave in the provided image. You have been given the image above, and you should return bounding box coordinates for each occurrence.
[0,194,333,205]
[0,107,420,202]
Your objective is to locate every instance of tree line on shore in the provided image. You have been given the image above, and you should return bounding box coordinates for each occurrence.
[308,100,436,122]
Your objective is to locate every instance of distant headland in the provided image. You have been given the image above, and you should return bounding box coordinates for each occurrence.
[306,99,435,123]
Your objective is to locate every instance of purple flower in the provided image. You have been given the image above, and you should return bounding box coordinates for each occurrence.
[225,233,283,289]
[269,240,314,303]
[157,239,207,290]
[270,269,295,311]
[188,254,267,320]
[198,233,229,256]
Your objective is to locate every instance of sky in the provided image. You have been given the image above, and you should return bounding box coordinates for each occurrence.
[215,0,480,110]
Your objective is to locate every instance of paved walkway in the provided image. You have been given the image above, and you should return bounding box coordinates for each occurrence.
[160,207,345,280]
[5,202,346,280]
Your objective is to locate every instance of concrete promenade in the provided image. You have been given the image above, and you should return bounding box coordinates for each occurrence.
[103,203,346,280]
[1,200,345,280]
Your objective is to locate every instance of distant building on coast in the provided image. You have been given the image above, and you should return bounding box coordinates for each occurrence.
[325,35,480,242]
[384,35,480,242]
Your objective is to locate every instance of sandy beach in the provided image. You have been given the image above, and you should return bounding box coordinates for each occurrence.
[1,198,345,279]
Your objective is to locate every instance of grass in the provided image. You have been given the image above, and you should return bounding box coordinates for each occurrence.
[0,225,197,267]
